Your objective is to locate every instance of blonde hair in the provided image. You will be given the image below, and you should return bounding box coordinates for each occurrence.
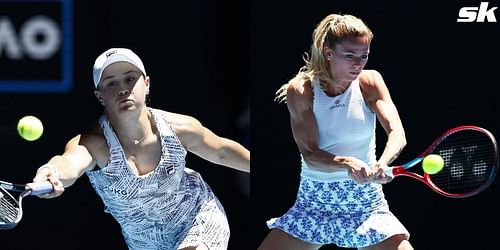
[275,14,373,103]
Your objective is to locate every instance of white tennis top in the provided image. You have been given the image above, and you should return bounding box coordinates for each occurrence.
[300,78,377,181]
[86,108,229,249]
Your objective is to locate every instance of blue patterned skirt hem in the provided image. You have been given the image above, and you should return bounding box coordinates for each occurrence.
[266,177,409,248]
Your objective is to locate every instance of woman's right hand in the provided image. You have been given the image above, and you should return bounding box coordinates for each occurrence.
[29,165,65,198]
[345,157,374,183]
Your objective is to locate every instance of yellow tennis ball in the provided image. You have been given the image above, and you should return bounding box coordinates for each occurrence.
[422,154,444,174]
[17,115,44,141]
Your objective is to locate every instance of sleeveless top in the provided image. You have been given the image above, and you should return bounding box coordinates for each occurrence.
[86,108,229,249]
[300,77,377,181]
[268,78,410,247]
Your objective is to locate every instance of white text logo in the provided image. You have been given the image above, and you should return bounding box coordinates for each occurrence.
[0,16,61,60]
[457,2,498,22]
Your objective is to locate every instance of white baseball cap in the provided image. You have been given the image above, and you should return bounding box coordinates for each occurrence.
[92,48,147,88]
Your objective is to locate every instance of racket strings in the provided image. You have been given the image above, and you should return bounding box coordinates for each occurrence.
[429,129,498,195]
[0,190,20,223]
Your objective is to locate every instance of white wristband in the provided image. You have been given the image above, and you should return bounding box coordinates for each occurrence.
[37,164,60,179]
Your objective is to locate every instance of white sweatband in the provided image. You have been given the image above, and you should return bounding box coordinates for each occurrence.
[37,164,60,179]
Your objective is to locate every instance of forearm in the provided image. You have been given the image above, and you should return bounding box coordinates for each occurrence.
[378,128,406,165]
[40,155,82,188]
[302,149,351,173]
[217,138,250,173]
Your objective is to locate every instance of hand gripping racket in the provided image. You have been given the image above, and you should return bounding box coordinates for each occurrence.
[384,126,499,198]
[0,180,53,229]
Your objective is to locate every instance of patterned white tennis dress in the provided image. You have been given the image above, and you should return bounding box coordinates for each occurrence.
[267,78,410,248]
[86,108,230,249]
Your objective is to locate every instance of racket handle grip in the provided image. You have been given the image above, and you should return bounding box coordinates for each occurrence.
[384,166,395,177]
[29,181,54,196]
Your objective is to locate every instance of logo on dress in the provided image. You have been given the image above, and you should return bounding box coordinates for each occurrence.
[166,165,175,175]
[104,186,128,196]
[329,100,346,110]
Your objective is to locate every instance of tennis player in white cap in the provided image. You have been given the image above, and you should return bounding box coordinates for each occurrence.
[31,48,250,250]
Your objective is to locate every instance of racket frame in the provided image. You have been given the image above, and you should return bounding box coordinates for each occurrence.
[389,125,499,198]
[0,180,53,229]
[0,186,29,230]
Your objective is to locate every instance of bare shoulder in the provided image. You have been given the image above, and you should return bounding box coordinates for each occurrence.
[158,110,202,135]
[286,77,313,116]
[74,122,107,162]
[359,69,390,101]
[286,77,311,100]
[157,110,205,148]
[359,69,384,88]
[78,122,104,147]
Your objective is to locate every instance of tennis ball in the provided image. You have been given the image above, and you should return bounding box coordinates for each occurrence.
[422,154,444,174]
[17,115,44,141]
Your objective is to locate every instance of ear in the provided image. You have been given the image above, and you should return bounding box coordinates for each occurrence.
[94,90,105,105]
[323,46,334,60]
[144,76,151,94]
[144,76,150,88]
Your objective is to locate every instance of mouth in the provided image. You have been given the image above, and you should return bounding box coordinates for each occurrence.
[119,99,133,104]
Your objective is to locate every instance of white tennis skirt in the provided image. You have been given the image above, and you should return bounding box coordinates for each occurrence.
[267,177,410,248]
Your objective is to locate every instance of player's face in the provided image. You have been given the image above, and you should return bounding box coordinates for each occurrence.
[329,36,370,84]
[94,62,150,112]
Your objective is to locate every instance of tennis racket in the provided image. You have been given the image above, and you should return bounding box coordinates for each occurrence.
[0,180,53,229]
[383,125,499,198]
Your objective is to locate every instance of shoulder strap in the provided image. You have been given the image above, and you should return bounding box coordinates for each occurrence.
[98,114,121,149]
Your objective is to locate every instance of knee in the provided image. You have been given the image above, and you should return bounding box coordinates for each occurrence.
[364,234,412,250]
[259,229,320,250]
[389,234,413,250]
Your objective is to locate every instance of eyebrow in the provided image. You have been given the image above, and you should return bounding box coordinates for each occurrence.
[101,70,141,82]
[341,50,370,55]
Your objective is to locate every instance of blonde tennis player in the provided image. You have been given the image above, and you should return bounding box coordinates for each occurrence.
[259,13,413,250]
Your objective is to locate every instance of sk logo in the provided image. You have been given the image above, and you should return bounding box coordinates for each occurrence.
[457,2,498,22]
